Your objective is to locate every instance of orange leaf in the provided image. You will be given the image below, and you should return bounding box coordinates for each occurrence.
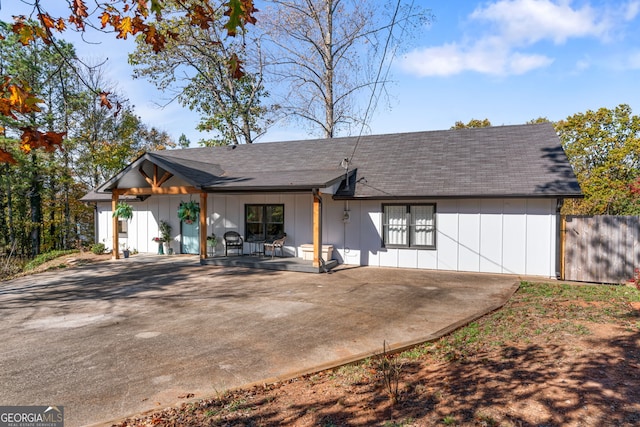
[0,148,17,164]
[55,18,66,32]
[0,99,16,119]
[19,128,66,154]
[227,53,245,79]
[99,92,113,109]
[72,0,89,18]
[117,16,133,39]
[100,11,111,28]
[12,22,35,45]
[41,131,66,152]
[20,141,32,153]
[7,83,43,114]
[39,13,55,29]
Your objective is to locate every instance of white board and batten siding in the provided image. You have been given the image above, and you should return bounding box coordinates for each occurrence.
[97,195,558,277]
[326,198,558,277]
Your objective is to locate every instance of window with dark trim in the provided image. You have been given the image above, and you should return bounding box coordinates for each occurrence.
[245,204,285,242]
[117,219,128,235]
[382,204,436,249]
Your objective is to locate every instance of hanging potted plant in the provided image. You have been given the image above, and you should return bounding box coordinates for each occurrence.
[112,202,133,221]
[177,200,200,224]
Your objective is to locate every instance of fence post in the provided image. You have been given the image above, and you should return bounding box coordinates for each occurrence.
[559,215,566,280]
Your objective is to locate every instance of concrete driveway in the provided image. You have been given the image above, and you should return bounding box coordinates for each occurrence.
[0,255,520,426]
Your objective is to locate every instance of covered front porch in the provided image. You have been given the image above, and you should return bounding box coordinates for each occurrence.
[97,152,352,273]
[201,254,339,273]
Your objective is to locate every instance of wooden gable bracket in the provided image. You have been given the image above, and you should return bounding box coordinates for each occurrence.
[139,164,173,188]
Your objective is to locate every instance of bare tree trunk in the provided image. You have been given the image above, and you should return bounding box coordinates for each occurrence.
[323,0,334,138]
[29,152,42,256]
[0,163,13,251]
[63,150,72,249]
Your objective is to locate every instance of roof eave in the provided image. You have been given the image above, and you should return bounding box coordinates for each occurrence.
[96,153,202,193]
[333,193,584,200]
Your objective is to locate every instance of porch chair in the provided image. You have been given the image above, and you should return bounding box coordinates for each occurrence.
[223,231,244,256]
[264,234,286,259]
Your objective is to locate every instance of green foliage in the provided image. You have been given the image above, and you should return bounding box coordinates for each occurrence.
[112,202,133,220]
[129,2,269,145]
[442,415,457,425]
[0,25,167,256]
[177,200,200,223]
[527,116,551,124]
[91,243,106,255]
[159,220,172,242]
[24,250,78,271]
[556,104,640,215]
[451,118,492,129]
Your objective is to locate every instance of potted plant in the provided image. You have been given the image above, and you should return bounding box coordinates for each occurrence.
[207,233,218,256]
[159,220,172,255]
[112,202,133,221]
[120,243,130,258]
[152,236,164,254]
[177,200,199,224]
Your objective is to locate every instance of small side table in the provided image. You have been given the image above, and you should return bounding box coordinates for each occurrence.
[248,240,265,256]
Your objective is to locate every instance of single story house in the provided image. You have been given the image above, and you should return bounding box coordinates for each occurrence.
[81,123,582,276]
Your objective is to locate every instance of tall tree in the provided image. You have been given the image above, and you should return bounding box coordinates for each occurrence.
[556,104,640,215]
[129,0,270,145]
[451,118,492,129]
[0,23,175,255]
[0,23,77,255]
[260,0,430,138]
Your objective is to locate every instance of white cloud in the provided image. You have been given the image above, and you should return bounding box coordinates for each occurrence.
[470,0,609,45]
[401,41,552,77]
[508,52,554,74]
[400,0,638,77]
[624,1,640,21]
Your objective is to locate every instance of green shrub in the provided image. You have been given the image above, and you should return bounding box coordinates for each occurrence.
[24,250,78,271]
[91,243,106,255]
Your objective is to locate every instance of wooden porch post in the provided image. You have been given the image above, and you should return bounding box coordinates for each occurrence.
[200,192,208,260]
[312,190,322,268]
[111,190,120,259]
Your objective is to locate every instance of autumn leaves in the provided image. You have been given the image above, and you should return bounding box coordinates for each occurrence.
[1,0,258,163]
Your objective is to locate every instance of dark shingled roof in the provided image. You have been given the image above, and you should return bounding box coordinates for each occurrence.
[96,123,582,199]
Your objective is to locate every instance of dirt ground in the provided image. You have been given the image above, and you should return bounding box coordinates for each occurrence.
[109,280,640,427]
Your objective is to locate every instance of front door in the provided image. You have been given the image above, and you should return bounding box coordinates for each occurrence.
[181,219,199,254]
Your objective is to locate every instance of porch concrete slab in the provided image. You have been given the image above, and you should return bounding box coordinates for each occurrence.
[0,255,520,427]
[201,254,339,273]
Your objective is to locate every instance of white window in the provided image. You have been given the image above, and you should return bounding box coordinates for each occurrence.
[383,204,435,249]
[117,220,128,235]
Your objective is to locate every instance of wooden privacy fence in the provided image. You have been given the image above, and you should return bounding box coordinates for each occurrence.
[562,215,640,284]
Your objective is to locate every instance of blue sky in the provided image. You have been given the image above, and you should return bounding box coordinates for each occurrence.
[3,0,640,144]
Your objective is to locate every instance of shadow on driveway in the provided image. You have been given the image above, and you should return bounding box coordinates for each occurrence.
[0,255,519,426]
